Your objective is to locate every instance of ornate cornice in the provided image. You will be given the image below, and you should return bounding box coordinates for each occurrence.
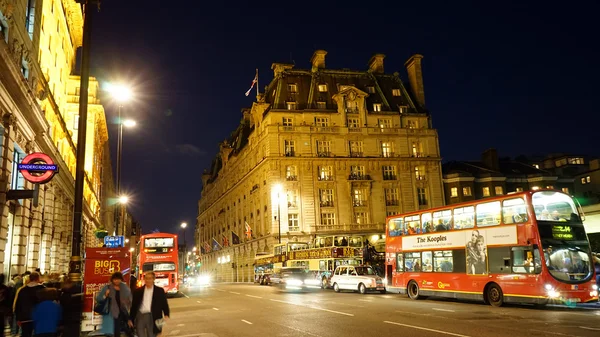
[62,0,84,48]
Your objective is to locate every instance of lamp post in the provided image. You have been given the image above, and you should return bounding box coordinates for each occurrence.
[274,184,283,244]
[117,195,129,237]
[181,222,187,274]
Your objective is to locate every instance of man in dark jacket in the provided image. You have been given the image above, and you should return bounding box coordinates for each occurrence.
[129,271,170,337]
[13,272,45,337]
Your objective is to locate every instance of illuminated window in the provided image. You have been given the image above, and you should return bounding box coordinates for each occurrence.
[385,188,399,206]
[347,118,359,128]
[355,212,368,224]
[415,166,425,180]
[318,166,333,181]
[381,141,394,158]
[562,187,569,194]
[450,187,458,198]
[373,103,382,112]
[316,102,327,109]
[515,187,524,192]
[285,165,297,181]
[586,176,591,183]
[316,140,331,157]
[284,140,295,156]
[352,188,368,207]
[320,212,335,227]
[554,158,567,167]
[288,214,299,231]
[286,102,296,110]
[407,120,418,129]
[25,0,36,39]
[350,165,366,179]
[378,118,392,129]
[482,187,490,197]
[349,141,363,157]
[568,157,584,165]
[495,186,504,195]
[319,189,334,207]
[367,86,375,93]
[533,164,540,169]
[287,190,298,208]
[412,142,423,157]
[288,84,297,93]
[318,84,327,92]
[392,89,401,96]
[463,187,472,196]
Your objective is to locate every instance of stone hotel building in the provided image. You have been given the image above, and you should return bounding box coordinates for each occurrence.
[196,51,444,282]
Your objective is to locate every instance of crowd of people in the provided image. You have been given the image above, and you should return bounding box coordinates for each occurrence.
[0,270,170,337]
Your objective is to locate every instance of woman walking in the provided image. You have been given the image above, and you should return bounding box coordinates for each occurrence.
[96,272,133,336]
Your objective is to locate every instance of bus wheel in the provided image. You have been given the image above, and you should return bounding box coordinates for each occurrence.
[358,283,367,294]
[407,280,421,300]
[333,283,340,293]
[321,277,328,289]
[486,283,504,307]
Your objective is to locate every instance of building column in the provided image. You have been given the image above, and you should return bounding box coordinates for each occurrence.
[49,191,62,271]
[40,185,55,272]
[0,118,15,276]
[13,203,30,273]
[28,191,43,271]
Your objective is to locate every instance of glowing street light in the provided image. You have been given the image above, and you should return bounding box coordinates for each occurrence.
[181,222,187,229]
[107,84,132,103]
[119,195,129,204]
[123,119,137,128]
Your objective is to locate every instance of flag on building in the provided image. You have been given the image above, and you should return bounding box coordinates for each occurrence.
[244,69,258,96]
[245,221,252,239]
[222,234,230,247]
[232,231,240,245]
[203,241,211,253]
[212,238,222,251]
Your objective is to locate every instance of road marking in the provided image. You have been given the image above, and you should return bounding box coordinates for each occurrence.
[241,319,253,325]
[432,308,455,312]
[384,321,470,337]
[579,326,600,331]
[177,324,185,327]
[246,294,262,299]
[268,321,323,337]
[212,307,219,311]
[269,299,354,317]
[169,330,180,335]
[358,299,372,302]
[215,289,226,292]
[229,291,241,295]
[530,329,580,337]
[196,300,202,304]
[180,292,190,298]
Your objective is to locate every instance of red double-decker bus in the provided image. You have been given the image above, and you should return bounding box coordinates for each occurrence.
[385,190,598,306]
[138,233,179,295]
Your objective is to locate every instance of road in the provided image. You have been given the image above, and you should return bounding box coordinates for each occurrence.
[157,283,600,337]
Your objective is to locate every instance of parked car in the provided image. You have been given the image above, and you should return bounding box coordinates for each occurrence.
[330,265,385,294]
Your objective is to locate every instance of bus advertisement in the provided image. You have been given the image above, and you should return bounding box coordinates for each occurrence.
[138,232,179,295]
[385,190,598,306]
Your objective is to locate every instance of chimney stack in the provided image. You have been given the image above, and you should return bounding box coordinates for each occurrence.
[310,50,327,71]
[481,148,500,171]
[368,54,386,73]
[405,54,425,107]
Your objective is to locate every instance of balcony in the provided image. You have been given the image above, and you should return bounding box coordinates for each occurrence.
[348,127,361,133]
[317,152,332,157]
[320,200,334,207]
[348,174,371,181]
[378,127,396,134]
[286,175,298,181]
[345,107,359,114]
[353,200,367,207]
[383,174,397,181]
[287,202,298,208]
[281,126,295,132]
[386,200,399,206]
[284,151,295,157]
[316,222,384,233]
[415,175,427,181]
[349,152,363,157]
[382,152,395,158]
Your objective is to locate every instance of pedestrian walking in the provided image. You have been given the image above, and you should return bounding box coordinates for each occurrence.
[0,274,10,337]
[129,271,170,337]
[59,279,82,337]
[96,272,133,337]
[31,288,61,337]
[13,272,45,337]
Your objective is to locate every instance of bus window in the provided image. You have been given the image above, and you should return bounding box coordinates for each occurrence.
[476,201,501,227]
[421,213,432,233]
[502,198,528,224]
[511,248,538,274]
[454,206,474,229]
[422,251,433,272]
[433,251,453,272]
[335,236,348,246]
[388,218,403,237]
[433,210,452,231]
[404,215,420,235]
[404,252,421,271]
[349,237,362,247]
[396,253,404,272]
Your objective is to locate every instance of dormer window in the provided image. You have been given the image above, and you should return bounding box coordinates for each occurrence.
[288,84,297,93]
[392,89,401,96]
[367,86,375,93]
[318,84,328,92]
[373,103,382,112]
[316,102,327,109]
[286,102,297,110]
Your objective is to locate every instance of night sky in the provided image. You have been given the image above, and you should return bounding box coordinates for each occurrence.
[90,1,599,240]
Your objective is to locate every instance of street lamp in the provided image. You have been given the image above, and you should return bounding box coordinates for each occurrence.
[273,184,283,244]
[116,195,129,236]
[180,222,188,273]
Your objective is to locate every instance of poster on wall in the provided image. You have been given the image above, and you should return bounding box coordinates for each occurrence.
[81,247,131,332]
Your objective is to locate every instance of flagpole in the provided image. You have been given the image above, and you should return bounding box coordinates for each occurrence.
[256,68,259,97]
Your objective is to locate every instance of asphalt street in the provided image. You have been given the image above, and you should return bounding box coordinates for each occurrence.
[156,283,600,337]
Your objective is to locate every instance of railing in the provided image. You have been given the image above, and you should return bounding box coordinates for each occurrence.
[315,223,384,232]
[320,201,334,207]
[348,127,361,132]
[317,176,334,181]
[317,152,331,157]
[287,202,298,208]
[348,174,371,181]
[284,151,295,157]
[286,175,298,181]
[415,175,427,181]
[345,107,359,114]
[353,200,367,207]
[383,175,397,181]
[349,152,363,157]
[382,152,395,158]
[386,200,399,206]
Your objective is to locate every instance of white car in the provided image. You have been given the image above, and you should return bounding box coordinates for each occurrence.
[330,265,386,294]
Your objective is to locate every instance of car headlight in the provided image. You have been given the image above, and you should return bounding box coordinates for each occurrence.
[198,275,210,285]
[286,279,303,286]
[544,284,552,290]
[592,284,598,291]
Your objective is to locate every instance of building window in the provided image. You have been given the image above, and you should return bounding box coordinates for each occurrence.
[345,100,358,113]
[355,212,368,224]
[288,214,299,231]
[350,165,366,180]
[562,187,569,194]
[412,142,423,157]
[385,188,399,206]
[316,140,331,157]
[463,187,472,196]
[21,58,29,79]
[407,120,418,129]
[320,212,335,227]
[415,166,425,180]
[26,0,36,39]
[546,185,554,190]
[392,89,401,96]
[495,186,503,195]
[347,118,359,128]
[288,83,297,93]
[555,158,567,167]
[482,187,490,197]
[285,165,297,181]
[287,190,298,208]
[515,187,524,192]
[286,102,297,110]
[318,166,333,181]
[318,84,327,92]
[381,141,394,158]
[373,103,382,112]
[417,188,428,206]
[315,117,329,127]
[284,140,295,156]
[382,165,397,180]
[11,145,26,191]
[367,86,375,93]
[73,115,80,130]
[378,119,392,129]
[352,188,367,207]
[316,102,327,109]
[349,141,363,157]
[568,157,584,165]
[282,117,293,127]
[450,187,458,198]
[320,189,334,207]
[586,176,591,183]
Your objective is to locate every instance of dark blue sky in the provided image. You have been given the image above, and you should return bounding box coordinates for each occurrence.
[90,0,599,239]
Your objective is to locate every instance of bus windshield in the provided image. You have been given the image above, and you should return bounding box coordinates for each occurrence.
[532,191,580,222]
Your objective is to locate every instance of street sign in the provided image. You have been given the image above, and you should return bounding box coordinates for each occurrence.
[17,152,59,184]
[104,235,125,248]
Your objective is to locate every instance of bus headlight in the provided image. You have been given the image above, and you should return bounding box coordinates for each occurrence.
[592,284,598,291]
[544,284,552,290]
[197,275,210,285]
[590,290,598,297]
[547,289,560,298]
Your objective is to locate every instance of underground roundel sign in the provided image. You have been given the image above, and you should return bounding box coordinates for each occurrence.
[17,152,59,184]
